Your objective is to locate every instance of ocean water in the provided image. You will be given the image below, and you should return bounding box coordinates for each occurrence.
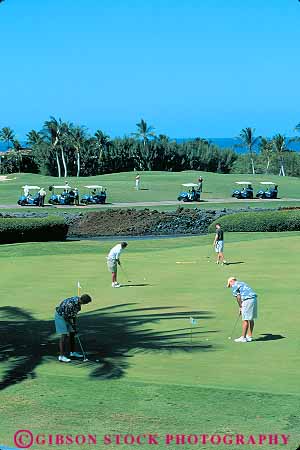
[175,137,300,153]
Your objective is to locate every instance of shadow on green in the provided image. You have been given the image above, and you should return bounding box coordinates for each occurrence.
[0,305,215,390]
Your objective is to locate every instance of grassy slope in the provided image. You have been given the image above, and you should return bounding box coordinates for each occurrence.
[0,234,299,449]
[1,171,300,206]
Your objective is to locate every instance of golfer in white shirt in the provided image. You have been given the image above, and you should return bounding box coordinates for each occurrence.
[107,242,128,288]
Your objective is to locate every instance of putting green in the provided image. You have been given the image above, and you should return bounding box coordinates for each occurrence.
[0,233,299,449]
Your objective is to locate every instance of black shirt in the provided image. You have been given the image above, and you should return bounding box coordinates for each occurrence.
[216,228,224,241]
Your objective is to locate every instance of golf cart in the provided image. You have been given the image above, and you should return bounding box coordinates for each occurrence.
[256,182,278,199]
[80,185,107,205]
[177,183,201,202]
[48,185,76,205]
[17,185,41,206]
[232,182,254,199]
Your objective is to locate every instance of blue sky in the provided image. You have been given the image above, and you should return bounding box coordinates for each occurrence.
[0,0,300,139]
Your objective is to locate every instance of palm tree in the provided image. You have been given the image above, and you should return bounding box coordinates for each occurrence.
[238,127,260,175]
[291,123,300,145]
[94,130,111,164]
[259,137,273,173]
[42,117,68,178]
[11,139,23,173]
[65,125,88,177]
[132,119,155,147]
[26,130,43,147]
[132,119,156,170]
[272,134,288,176]
[0,127,15,150]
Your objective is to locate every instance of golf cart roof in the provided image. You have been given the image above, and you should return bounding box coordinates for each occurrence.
[85,185,104,189]
[53,185,72,189]
[260,181,276,185]
[235,181,252,185]
[22,185,41,189]
[182,183,198,187]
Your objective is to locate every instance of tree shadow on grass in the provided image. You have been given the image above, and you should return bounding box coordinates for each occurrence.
[0,305,215,390]
[255,333,285,342]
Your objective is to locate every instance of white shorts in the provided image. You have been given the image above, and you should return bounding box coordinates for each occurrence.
[242,297,258,320]
[215,240,224,253]
[107,258,117,272]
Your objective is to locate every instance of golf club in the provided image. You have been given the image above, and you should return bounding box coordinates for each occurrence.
[76,334,89,362]
[120,264,132,282]
[228,314,240,340]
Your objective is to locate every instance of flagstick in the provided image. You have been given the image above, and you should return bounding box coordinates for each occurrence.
[77,281,81,297]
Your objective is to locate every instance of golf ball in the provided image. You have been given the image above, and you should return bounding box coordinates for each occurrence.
[228,337,231,340]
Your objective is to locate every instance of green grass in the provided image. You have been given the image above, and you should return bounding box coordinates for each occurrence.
[0,234,299,449]
[1,171,300,206]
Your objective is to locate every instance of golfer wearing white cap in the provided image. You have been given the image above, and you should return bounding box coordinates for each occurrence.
[227,277,258,343]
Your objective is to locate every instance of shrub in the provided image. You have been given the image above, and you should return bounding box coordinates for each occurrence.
[208,210,300,233]
[0,216,68,244]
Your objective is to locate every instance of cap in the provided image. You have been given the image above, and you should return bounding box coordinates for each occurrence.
[227,277,236,287]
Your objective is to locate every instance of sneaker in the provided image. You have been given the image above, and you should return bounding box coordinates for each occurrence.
[112,282,121,288]
[58,355,71,363]
[234,336,247,343]
[216,261,219,265]
[70,352,84,358]
[246,335,253,342]
[223,260,228,265]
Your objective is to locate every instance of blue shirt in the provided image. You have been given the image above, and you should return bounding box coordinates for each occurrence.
[232,281,257,301]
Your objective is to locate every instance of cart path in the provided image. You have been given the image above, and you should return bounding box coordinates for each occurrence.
[1,197,300,209]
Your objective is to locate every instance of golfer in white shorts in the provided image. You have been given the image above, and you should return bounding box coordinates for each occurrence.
[227,277,258,343]
[107,242,128,288]
[213,223,227,265]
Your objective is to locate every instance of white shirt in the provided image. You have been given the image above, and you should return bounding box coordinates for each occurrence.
[107,244,123,261]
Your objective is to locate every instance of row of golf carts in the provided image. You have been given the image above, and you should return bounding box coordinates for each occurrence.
[232,182,279,199]
[17,185,107,206]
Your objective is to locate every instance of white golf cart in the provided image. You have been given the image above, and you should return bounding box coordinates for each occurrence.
[17,185,41,206]
[256,182,278,199]
[232,181,254,199]
[177,183,201,202]
[80,185,107,205]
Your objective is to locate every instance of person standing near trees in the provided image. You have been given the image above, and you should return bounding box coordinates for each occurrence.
[135,174,141,190]
[197,176,203,192]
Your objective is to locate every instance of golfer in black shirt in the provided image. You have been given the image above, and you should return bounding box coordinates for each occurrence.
[213,223,227,265]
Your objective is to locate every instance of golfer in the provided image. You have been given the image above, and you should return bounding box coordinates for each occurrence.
[227,277,258,343]
[135,174,141,190]
[213,223,227,265]
[107,242,128,288]
[55,294,92,362]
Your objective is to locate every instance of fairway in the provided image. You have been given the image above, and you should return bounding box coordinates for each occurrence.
[1,171,300,207]
[0,233,299,450]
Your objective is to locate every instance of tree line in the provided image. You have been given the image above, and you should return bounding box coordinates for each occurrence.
[0,118,300,177]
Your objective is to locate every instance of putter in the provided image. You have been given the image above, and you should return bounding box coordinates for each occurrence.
[76,334,89,361]
[120,264,132,282]
[228,314,240,340]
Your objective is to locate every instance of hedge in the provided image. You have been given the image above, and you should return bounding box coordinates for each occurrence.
[0,217,68,244]
[208,210,300,233]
